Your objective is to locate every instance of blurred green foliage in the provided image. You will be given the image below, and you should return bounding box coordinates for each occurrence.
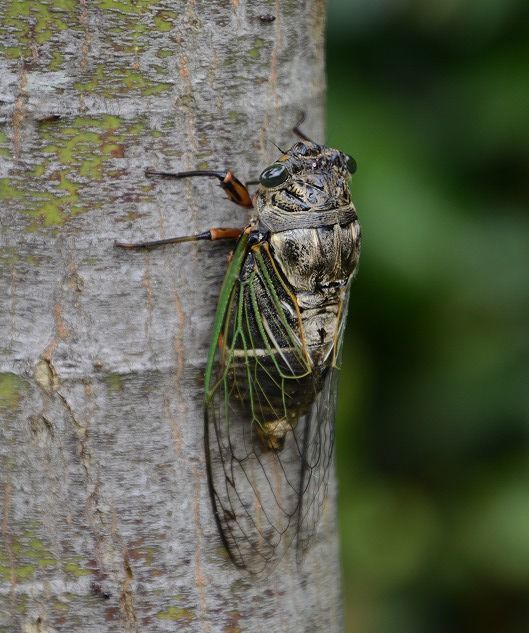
[326,1,529,632]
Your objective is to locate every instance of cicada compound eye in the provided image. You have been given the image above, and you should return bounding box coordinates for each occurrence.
[345,154,357,175]
[259,163,289,188]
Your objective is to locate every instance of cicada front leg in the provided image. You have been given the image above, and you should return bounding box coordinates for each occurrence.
[145,168,254,209]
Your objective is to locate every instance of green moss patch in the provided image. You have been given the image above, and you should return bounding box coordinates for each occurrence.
[0,373,28,411]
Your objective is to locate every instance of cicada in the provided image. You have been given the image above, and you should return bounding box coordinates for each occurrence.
[116,118,360,573]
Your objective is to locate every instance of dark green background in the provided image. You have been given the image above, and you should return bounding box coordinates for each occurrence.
[326,2,529,632]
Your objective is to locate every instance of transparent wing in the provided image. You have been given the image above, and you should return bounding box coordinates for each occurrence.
[205,240,346,573]
[294,359,340,557]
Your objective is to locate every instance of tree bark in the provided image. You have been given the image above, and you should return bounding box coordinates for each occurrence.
[0,1,341,631]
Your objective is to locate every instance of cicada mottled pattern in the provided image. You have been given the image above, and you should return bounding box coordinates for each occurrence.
[116,118,361,573]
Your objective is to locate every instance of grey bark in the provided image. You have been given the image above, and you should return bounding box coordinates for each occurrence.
[0,1,341,631]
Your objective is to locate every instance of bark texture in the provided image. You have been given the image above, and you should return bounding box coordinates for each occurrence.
[0,1,341,631]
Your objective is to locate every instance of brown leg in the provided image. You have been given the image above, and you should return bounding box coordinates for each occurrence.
[114,227,243,250]
[145,168,253,209]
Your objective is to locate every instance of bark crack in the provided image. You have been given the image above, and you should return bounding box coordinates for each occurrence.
[35,358,60,393]
[119,549,137,633]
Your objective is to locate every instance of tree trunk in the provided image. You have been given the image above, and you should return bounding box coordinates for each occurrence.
[0,1,341,631]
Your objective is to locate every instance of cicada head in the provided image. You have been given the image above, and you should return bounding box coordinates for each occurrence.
[255,141,356,219]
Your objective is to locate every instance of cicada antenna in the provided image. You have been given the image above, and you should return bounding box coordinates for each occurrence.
[270,140,286,154]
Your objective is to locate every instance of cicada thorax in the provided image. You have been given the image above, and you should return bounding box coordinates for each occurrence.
[269,221,361,359]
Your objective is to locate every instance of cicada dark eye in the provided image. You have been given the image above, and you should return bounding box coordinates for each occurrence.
[345,154,357,174]
[259,163,289,188]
